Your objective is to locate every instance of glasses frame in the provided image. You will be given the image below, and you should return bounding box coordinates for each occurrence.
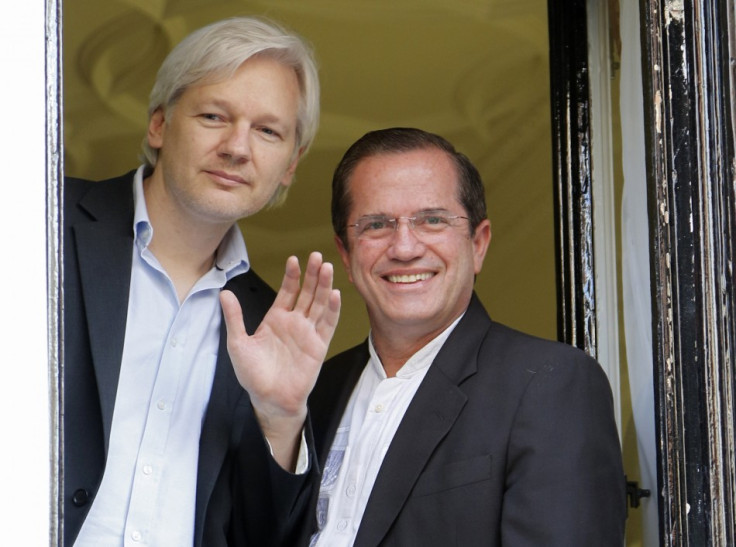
[348,210,470,240]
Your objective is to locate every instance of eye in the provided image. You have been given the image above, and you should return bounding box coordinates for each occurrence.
[258,126,281,139]
[200,113,225,123]
[362,218,389,231]
[417,214,449,228]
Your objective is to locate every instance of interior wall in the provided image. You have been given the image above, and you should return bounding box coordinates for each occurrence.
[63,0,557,355]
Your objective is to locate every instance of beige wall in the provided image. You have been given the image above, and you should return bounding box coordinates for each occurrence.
[63,0,558,356]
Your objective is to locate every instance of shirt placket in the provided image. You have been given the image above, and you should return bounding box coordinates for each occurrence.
[123,312,188,546]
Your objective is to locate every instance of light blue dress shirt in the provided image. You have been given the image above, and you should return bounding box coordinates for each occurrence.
[75,167,249,546]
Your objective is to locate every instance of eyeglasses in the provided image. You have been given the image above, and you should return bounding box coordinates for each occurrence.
[348,211,469,240]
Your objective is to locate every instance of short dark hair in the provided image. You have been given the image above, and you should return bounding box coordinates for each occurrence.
[332,127,488,247]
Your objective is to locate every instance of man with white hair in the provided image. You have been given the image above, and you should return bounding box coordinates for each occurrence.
[63,16,339,546]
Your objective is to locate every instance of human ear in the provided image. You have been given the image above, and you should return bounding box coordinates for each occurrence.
[334,234,353,283]
[472,219,492,273]
[147,108,166,150]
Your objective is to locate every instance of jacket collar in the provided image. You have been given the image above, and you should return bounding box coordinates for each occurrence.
[354,294,492,546]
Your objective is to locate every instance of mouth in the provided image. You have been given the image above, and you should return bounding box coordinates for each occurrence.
[385,272,434,284]
[206,170,248,185]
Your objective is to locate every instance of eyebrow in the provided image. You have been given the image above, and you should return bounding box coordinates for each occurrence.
[358,208,452,218]
[195,98,230,111]
[198,99,292,124]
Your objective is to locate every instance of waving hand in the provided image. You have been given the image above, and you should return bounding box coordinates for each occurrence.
[220,252,341,470]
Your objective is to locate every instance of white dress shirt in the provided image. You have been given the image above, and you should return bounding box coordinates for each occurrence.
[310,316,462,547]
[75,167,249,546]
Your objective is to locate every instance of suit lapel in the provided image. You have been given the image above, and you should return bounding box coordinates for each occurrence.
[194,315,246,532]
[355,373,467,547]
[195,270,277,537]
[354,295,492,547]
[72,174,135,448]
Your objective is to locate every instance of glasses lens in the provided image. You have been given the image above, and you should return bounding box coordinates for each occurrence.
[353,213,466,239]
[414,212,451,233]
[357,216,393,238]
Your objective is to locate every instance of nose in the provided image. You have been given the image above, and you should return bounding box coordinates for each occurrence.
[386,218,425,260]
[218,124,252,162]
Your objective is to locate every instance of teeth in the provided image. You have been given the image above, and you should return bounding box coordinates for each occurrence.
[387,273,433,283]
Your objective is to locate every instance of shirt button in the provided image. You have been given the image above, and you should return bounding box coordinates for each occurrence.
[170,337,178,347]
[72,489,90,507]
[374,404,384,413]
[142,465,153,475]
[131,530,142,542]
[346,484,356,497]
[337,520,348,531]
[157,400,166,411]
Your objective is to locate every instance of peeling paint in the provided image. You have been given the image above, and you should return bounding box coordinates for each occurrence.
[665,0,685,24]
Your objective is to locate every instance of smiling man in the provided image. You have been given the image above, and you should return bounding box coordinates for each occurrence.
[63,17,339,547]
[301,127,626,545]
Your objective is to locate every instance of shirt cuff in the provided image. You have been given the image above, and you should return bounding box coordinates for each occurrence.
[265,429,309,474]
[294,430,309,474]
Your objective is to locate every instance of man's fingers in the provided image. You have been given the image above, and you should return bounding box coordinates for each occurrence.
[271,255,302,311]
[316,289,341,342]
[268,253,339,336]
[220,289,247,340]
[305,260,334,320]
[293,251,323,313]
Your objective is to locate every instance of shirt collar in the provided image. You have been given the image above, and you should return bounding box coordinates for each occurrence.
[367,313,465,379]
[131,165,250,278]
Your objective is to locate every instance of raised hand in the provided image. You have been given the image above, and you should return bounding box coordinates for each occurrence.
[220,252,341,470]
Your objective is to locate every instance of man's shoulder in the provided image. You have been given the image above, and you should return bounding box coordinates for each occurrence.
[65,169,137,191]
[483,320,575,353]
[64,169,137,218]
[478,319,606,386]
[451,296,594,371]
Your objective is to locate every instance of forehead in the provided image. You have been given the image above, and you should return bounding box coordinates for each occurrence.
[348,148,461,212]
[178,56,300,114]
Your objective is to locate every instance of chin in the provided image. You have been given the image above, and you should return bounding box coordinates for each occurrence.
[386,310,439,326]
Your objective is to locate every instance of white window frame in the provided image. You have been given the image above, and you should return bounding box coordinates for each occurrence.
[0,2,57,544]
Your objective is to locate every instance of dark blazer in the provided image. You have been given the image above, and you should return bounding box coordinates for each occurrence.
[306,294,626,546]
[62,171,303,546]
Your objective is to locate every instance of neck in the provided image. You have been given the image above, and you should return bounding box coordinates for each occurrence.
[149,235,221,303]
[143,175,233,302]
[370,328,439,378]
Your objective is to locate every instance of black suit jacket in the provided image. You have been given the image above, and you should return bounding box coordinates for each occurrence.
[306,294,626,546]
[62,171,304,546]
